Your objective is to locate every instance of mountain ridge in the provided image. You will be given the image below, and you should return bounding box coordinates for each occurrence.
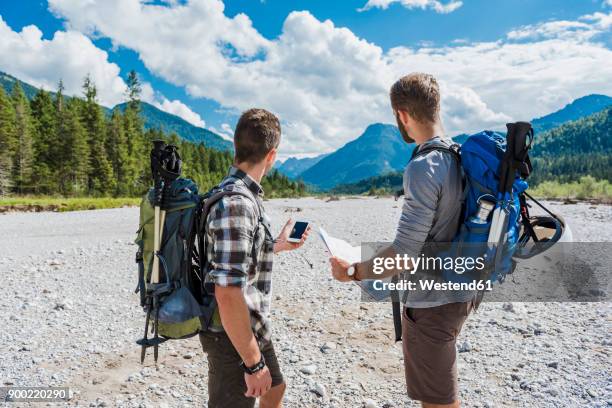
[275,154,328,179]
[299,123,412,190]
[532,94,612,133]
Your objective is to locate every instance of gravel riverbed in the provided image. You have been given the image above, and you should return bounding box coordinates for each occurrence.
[0,197,610,407]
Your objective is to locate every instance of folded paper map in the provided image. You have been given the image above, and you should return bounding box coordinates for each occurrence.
[318,227,362,264]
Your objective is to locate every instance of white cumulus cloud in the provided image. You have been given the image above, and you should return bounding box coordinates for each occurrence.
[507,11,611,41]
[154,98,206,127]
[358,0,463,13]
[209,122,234,141]
[0,16,207,129]
[0,16,126,106]
[44,0,612,157]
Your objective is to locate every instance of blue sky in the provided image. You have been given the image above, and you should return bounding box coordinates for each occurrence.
[0,0,611,158]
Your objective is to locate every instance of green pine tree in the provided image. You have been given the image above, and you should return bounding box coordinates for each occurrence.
[55,79,65,112]
[0,87,17,195]
[106,110,130,196]
[57,100,90,195]
[122,70,148,195]
[11,83,35,194]
[81,75,114,195]
[30,88,58,194]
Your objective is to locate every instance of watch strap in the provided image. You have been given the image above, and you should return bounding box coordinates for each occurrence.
[240,354,266,375]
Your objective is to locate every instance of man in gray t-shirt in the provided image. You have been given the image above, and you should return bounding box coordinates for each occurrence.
[396,135,475,307]
[330,73,474,408]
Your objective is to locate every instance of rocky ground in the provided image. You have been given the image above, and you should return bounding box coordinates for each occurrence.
[0,197,610,408]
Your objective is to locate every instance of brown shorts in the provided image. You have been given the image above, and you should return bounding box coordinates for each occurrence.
[401,301,474,405]
[199,331,284,408]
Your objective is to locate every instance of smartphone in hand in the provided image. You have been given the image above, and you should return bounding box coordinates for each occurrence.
[287,221,309,243]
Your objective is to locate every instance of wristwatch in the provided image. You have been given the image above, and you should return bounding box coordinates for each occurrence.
[347,264,360,281]
[240,354,266,375]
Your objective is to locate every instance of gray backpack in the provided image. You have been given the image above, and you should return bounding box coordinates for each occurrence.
[135,176,261,362]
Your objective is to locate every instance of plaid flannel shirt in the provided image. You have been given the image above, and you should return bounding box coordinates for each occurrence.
[204,166,275,341]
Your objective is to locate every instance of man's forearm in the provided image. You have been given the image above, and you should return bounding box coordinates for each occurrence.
[215,285,260,366]
[355,245,414,280]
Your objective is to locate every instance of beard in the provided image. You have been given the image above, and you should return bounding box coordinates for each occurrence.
[396,113,415,144]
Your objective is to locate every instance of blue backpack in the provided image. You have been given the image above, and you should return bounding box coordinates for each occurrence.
[413,125,534,284]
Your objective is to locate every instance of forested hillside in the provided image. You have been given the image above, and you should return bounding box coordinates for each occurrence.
[529,107,611,185]
[0,71,305,198]
[113,102,232,151]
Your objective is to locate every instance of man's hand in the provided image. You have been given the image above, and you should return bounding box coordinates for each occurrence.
[330,256,353,282]
[244,366,272,398]
[274,219,311,254]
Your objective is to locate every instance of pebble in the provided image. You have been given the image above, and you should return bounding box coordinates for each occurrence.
[321,342,337,353]
[458,340,472,353]
[311,382,326,398]
[546,387,559,397]
[300,364,317,375]
[364,398,379,408]
[587,389,598,398]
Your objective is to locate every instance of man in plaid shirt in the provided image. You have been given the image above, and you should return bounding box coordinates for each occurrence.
[200,108,310,408]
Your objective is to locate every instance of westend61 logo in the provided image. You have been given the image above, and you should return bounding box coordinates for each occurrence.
[372,278,493,292]
[372,253,486,275]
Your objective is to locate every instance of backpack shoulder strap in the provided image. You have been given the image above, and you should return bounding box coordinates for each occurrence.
[203,188,259,217]
[411,142,461,163]
[200,187,262,233]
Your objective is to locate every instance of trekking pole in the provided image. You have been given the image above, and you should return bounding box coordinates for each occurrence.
[140,299,152,363]
[151,140,166,284]
[488,122,533,262]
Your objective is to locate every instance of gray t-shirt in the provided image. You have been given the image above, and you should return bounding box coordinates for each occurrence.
[392,136,475,307]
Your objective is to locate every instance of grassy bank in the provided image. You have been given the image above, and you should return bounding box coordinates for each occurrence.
[529,176,611,203]
[0,197,141,213]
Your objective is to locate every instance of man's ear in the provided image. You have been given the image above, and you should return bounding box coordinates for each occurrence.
[397,109,411,129]
[266,148,277,165]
